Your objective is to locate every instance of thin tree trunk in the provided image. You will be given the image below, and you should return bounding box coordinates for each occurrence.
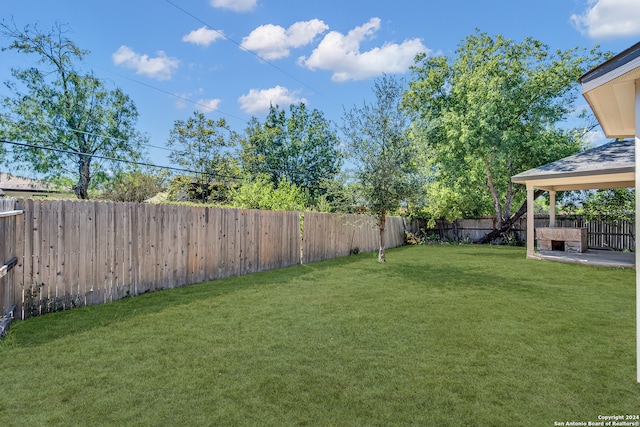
[378,210,386,262]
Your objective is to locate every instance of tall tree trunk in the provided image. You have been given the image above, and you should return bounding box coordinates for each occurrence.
[503,162,517,221]
[73,155,91,199]
[378,210,386,263]
[475,189,545,244]
[484,159,504,229]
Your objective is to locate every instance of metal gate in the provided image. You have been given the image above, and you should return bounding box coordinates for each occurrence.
[1,198,23,335]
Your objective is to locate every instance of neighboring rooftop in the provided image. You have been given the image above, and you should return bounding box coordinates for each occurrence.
[0,172,71,197]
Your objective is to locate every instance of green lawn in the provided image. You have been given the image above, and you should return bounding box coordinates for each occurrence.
[0,245,637,426]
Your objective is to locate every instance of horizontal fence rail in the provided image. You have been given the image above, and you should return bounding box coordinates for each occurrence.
[2,199,407,319]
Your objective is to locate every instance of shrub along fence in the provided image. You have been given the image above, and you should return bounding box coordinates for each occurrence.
[1,199,406,319]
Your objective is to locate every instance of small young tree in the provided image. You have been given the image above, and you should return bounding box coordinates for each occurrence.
[342,75,418,262]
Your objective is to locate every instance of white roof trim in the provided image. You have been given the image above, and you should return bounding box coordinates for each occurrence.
[582,56,640,94]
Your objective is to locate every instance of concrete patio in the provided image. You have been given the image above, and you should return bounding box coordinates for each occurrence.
[533,249,635,269]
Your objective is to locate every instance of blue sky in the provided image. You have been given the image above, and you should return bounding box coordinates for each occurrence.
[1,0,640,170]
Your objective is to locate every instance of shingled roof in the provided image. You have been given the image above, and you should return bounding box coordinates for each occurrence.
[579,41,640,138]
[0,172,71,197]
[511,139,635,191]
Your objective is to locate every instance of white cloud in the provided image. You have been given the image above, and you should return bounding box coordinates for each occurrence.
[174,89,221,113]
[182,27,224,47]
[238,86,307,114]
[585,128,607,146]
[299,18,429,82]
[195,98,223,113]
[112,46,179,81]
[210,0,256,13]
[286,20,330,48]
[571,0,640,39]
[175,98,188,110]
[241,19,328,60]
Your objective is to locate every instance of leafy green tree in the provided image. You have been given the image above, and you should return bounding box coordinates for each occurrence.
[0,22,147,199]
[313,173,368,214]
[97,169,166,203]
[342,75,419,262]
[229,174,309,211]
[403,30,604,242]
[583,188,635,225]
[166,111,239,203]
[241,103,342,199]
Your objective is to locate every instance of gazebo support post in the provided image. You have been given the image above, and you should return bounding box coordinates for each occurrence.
[526,184,535,258]
[549,190,556,227]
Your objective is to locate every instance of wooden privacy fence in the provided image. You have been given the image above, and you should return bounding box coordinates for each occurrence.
[14,200,301,318]
[303,212,405,263]
[422,215,635,251]
[5,199,407,319]
[549,216,635,251]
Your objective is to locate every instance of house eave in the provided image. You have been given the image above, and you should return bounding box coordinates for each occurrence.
[513,171,635,192]
[579,41,640,138]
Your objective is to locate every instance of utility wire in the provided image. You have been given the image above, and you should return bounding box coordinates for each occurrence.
[0,138,245,181]
[88,64,250,125]
[0,111,175,154]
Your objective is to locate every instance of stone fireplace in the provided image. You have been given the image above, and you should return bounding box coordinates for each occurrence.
[536,227,587,253]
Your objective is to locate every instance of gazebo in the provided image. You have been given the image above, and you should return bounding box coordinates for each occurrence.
[512,41,640,382]
[511,138,634,258]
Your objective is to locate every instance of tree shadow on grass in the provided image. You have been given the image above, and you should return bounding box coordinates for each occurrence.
[3,262,321,349]
[2,246,540,349]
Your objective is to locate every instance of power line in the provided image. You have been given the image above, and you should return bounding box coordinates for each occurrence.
[87,63,250,125]
[164,0,337,105]
[0,106,243,180]
[1,72,247,153]
[0,111,172,154]
[0,138,244,181]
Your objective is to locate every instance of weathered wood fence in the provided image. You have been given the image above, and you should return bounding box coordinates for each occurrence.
[302,212,405,263]
[548,216,635,251]
[1,199,406,319]
[2,199,635,321]
[422,215,635,251]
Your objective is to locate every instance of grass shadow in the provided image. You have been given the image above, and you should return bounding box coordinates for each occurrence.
[4,261,321,348]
